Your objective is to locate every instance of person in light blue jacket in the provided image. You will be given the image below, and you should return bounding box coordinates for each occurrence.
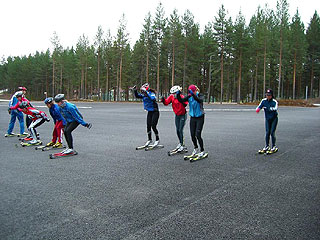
[6,91,27,137]
[177,84,206,157]
[133,83,160,147]
[54,94,92,155]
[256,88,279,153]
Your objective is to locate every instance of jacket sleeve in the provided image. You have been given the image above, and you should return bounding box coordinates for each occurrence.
[69,106,87,126]
[10,101,20,110]
[192,93,204,103]
[163,95,173,106]
[177,92,190,103]
[134,90,143,99]
[146,91,156,101]
[256,99,265,110]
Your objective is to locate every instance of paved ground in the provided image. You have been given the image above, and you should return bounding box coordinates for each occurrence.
[0,102,319,240]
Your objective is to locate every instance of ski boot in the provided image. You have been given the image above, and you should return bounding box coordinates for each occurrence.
[258,146,270,154]
[5,133,17,137]
[145,140,164,151]
[21,140,42,147]
[266,146,278,155]
[50,148,78,159]
[46,141,55,147]
[190,151,209,162]
[17,132,29,137]
[136,140,152,150]
[184,148,198,160]
[52,142,63,148]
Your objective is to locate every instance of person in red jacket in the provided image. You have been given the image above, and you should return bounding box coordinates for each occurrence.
[161,85,188,153]
[17,101,50,145]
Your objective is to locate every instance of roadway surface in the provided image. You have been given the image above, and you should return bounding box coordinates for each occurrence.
[0,102,319,239]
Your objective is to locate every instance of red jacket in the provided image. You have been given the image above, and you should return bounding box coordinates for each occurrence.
[19,107,48,121]
[163,94,188,116]
[10,97,31,110]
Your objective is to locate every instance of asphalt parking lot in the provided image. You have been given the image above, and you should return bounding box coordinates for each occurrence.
[0,102,319,239]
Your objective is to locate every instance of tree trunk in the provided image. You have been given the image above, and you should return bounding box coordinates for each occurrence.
[85,62,88,99]
[157,48,160,99]
[106,64,109,101]
[254,53,258,101]
[310,53,314,98]
[171,39,175,86]
[60,65,63,93]
[220,46,224,104]
[293,51,297,99]
[146,48,149,83]
[81,65,84,99]
[237,50,242,104]
[183,40,187,92]
[278,29,283,99]
[119,54,123,101]
[97,50,100,100]
[263,40,267,94]
[52,58,55,97]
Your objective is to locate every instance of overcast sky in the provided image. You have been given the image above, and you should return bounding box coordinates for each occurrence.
[0,0,318,59]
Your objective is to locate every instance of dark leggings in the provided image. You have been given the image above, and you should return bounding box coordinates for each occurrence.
[175,114,187,145]
[64,121,80,149]
[265,117,278,147]
[190,115,205,151]
[147,111,159,141]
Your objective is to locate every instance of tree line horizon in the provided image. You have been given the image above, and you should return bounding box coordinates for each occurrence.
[0,0,319,103]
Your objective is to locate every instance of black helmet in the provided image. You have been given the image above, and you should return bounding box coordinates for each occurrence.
[44,97,53,104]
[19,101,29,109]
[54,94,65,103]
[16,91,23,98]
[266,88,273,97]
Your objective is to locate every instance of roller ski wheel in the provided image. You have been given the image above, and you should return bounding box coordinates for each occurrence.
[5,133,19,137]
[265,147,278,155]
[21,141,42,147]
[184,154,196,161]
[258,147,270,154]
[49,151,78,159]
[145,144,164,151]
[190,152,209,162]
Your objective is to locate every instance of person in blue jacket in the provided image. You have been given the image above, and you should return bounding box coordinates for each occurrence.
[6,91,28,137]
[256,88,279,153]
[54,94,92,155]
[133,83,160,147]
[44,97,66,148]
[177,84,206,158]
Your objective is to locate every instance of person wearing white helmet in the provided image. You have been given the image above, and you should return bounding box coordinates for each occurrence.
[161,85,188,154]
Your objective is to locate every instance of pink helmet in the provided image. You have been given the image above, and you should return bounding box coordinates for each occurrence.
[188,84,197,93]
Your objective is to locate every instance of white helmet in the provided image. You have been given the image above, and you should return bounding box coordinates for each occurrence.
[170,85,182,94]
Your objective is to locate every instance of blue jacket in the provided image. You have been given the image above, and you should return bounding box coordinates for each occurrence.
[177,92,204,118]
[8,92,20,114]
[49,103,66,125]
[59,102,87,126]
[257,98,278,120]
[134,90,159,112]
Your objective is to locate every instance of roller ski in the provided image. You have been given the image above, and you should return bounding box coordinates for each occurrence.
[258,146,270,154]
[265,146,278,155]
[36,142,65,151]
[49,149,78,159]
[145,141,164,151]
[21,140,42,147]
[168,144,188,156]
[189,152,209,162]
[19,133,40,141]
[136,140,152,150]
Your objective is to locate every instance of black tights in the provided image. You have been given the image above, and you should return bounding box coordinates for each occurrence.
[147,111,159,141]
[64,121,79,149]
[190,115,205,151]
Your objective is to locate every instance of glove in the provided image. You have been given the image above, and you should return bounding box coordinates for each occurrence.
[45,118,50,122]
[161,97,165,102]
[8,108,11,115]
[140,87,147,92]
[176,90,180,95]
[132,85,137,90]
[85,123,92,129]
[256,108,261,113]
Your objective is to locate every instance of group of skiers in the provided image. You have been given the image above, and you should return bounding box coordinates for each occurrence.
[5,83,279,159]
[6,87,91,156]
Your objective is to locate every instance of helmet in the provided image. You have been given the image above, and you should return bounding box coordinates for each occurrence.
[18,86,27,91]
[266,89,273,97]
[19,101,29,109]
[188,84,197,93]
[170,85,182,94]
[44,97,53,104]
[141,83,149,91]
[16,91,23,98]
[54,94,65,103]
